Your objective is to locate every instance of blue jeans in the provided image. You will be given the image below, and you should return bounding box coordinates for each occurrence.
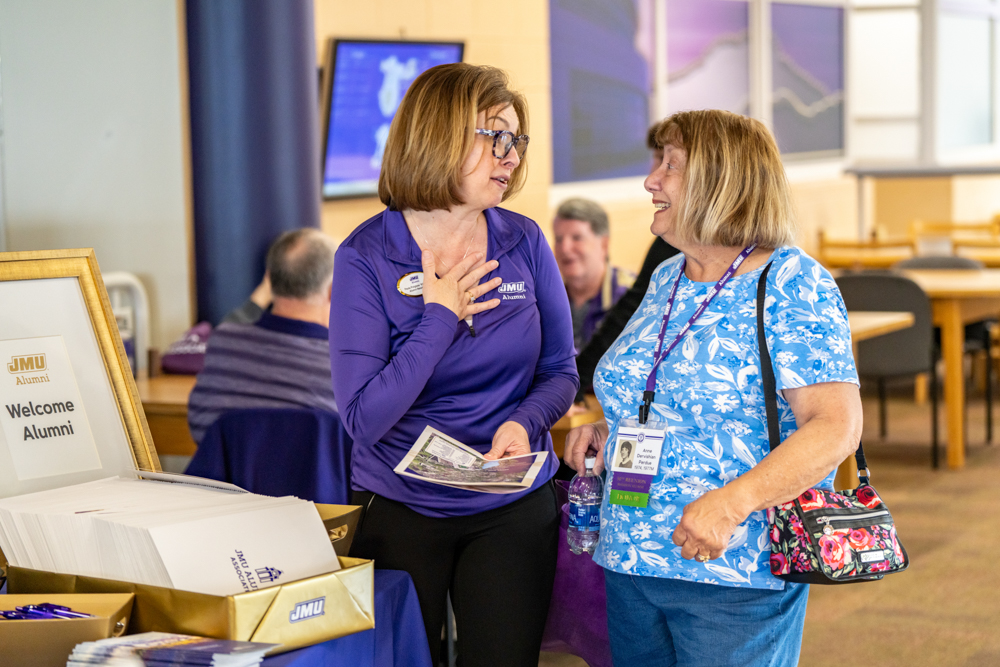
[604,570,809,667]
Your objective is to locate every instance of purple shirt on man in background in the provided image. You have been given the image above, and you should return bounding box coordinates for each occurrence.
[329,207,579,518]
[572,265,635,352]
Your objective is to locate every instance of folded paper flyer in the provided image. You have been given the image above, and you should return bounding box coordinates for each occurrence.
[394,426,547,494]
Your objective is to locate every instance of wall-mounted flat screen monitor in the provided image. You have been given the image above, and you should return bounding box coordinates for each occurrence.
[321,39,464,199]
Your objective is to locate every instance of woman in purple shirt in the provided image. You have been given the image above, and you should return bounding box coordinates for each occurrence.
[329,63,578,666]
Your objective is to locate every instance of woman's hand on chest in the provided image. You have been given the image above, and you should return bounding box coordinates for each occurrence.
[421,250,502,319]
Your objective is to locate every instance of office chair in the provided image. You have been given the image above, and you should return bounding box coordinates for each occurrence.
[835,272,941,467]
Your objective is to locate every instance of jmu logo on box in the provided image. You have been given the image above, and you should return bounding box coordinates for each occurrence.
[289,597,326,623]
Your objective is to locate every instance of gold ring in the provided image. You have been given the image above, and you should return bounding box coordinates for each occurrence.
[466,290,474,303]
[696,554,709,563]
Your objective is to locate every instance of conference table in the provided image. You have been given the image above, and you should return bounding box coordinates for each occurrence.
[899,269,1000,469]
[136,374,608,460]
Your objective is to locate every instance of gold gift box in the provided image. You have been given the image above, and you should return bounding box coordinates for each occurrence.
[7,557,373,654]
[0,250,373,655]
[3,505,371,655]
[0,593,135,667]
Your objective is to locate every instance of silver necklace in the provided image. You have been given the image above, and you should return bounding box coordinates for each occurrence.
[409,216,479,270]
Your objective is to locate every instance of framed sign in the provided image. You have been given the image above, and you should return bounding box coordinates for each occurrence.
[0,249,159,499]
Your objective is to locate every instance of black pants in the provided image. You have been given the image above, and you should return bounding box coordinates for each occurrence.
[349,482,560,667]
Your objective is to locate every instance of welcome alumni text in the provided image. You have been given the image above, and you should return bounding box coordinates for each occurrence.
[4,400,77,441]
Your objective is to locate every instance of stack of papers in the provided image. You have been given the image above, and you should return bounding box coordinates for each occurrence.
[68,632,277,667]
[0,476,340,596]
[394,427,548,493]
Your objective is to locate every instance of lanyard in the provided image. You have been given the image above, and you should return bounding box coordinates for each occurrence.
[638,244,757,424]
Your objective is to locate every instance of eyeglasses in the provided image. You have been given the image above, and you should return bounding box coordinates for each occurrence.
[475,129,529,160]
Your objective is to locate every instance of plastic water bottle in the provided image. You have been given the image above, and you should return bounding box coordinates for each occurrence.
[567,457,603,555]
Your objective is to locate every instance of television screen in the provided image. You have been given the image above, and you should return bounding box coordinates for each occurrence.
[321,39,464,199]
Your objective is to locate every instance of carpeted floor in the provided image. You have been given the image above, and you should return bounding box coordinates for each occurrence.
[801,391,1000,666]
[541,390,1000,666]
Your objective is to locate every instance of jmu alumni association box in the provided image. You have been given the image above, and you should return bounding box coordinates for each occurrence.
[0,249,372,654]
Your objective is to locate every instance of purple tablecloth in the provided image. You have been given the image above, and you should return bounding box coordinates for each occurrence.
[264,569,431,667]
[0,571,429,667]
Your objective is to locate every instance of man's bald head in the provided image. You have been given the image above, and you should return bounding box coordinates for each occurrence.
[266,229,337,299]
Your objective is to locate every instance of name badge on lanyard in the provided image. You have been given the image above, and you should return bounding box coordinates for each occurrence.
[609,418,666,508]
[610,244,757,509]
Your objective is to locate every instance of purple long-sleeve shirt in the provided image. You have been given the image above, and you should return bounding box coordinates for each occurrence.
[330,207,579,517]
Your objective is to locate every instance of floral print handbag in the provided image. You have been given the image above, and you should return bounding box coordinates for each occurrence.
[756,263,909,584]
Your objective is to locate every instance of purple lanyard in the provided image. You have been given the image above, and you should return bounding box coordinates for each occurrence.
[638,244,757,423]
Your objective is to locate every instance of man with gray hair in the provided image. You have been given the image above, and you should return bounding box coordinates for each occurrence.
[553,198,635,351]
[187,228,338,444]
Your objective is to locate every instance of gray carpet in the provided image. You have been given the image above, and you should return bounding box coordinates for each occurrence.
[801,392,1000,666]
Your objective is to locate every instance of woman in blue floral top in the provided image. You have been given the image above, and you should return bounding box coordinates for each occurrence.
[564,110,862,667]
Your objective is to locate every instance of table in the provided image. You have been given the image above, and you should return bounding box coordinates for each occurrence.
[139,373,605,462]
[895,269,1000,469]
[135,375,197,456]
[848,311,916,344]
[836,311,916,488]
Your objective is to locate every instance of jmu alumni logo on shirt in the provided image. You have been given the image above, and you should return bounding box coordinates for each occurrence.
[498,282,526,300]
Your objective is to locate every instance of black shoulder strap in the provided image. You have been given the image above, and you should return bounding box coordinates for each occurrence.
[755,263,870,486]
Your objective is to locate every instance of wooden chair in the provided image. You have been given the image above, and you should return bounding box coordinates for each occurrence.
[952,217,1000,267]
[816,229,915,270]
[910,219,1000,257]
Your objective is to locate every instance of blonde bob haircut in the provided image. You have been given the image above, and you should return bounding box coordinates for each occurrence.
[650,109,795,248]
[378,63,528,212]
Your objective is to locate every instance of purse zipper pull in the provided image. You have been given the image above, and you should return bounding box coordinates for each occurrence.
[816,516,834,535]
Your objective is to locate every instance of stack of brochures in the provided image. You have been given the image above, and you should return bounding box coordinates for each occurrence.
[0,476,340,596]
[68,632,277,666]
[394,427,548,493]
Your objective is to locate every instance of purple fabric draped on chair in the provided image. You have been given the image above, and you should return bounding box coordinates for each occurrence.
[541,480,613,667]
[185,408,352,505]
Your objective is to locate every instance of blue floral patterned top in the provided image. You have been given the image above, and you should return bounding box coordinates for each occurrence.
[592,246,859,589]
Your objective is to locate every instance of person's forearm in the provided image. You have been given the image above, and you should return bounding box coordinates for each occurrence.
[334,305,456,446]
[507,373,578,442]
[720,410,861,517]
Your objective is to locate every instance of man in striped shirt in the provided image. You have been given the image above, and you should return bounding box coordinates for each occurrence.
[187,229,338,445]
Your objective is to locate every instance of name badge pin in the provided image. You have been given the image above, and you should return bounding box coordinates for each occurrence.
[397,272,423,297]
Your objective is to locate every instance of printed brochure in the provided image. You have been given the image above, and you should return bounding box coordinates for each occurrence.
[394,426,547,494]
